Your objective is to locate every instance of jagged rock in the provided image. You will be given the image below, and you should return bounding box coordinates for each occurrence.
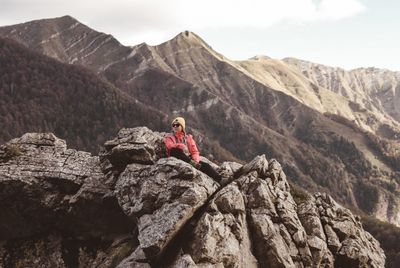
[317,194,386,268]
[241,168,313,268]
[298,193,386,268]
[174,156,303,267]
[0,128,387,267]
[180,183,258,267]
[0,132,132,239]
[101,127,222,261]
[324,224,342,253]
[171,254,198,267]
[172,153,384,268]
[115,158,219,261]
[99,127,167,186]
[217,161,242,185]
[237,154,269,178]
[102,127,166,165]
[219,161,242,175]
[116,247,151,268]
[298,199,335,266]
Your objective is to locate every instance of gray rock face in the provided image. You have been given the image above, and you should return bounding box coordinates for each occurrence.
[298,193,386,268]
[115,158,219,260]
[99,127,167,187]
[0,133,132,240]
[0,133,135,267]
[0,128,386,267]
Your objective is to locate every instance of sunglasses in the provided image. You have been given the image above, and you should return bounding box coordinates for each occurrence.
[172,124,180,127]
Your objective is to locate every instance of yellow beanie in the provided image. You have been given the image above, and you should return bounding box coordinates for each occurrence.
[172,117,186,132]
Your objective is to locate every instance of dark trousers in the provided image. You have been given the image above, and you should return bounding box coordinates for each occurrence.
[170,148,221,181]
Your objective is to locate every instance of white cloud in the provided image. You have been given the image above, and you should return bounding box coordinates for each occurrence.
[315,0,366,20]
[0,0,366,45]
[151,0,365,29]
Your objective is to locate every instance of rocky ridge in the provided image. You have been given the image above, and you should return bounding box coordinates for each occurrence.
[283,57,400,135]
[0,127,385,267]
[236,56,400,137]
[1,16,399,139]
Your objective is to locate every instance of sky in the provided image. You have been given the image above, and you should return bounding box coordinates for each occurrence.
[1,0,399,71]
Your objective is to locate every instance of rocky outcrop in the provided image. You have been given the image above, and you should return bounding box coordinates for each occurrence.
[0,133,135,267]
[0,132,132,239]
[297,194,385,268]
[0,127,385,267]
[171,156,385,268]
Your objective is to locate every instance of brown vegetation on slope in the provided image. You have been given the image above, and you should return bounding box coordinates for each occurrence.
[0,37,167,153]
[362,216,400,268]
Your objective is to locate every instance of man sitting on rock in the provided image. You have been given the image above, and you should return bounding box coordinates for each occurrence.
[164,117,221,181]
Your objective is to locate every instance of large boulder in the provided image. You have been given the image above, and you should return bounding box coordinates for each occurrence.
[115,158,219,260]
[99,127,167,187]
[298,193,386,268]
[0,133,132,240]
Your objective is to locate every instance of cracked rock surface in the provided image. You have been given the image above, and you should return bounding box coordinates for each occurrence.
[0,128,385,267]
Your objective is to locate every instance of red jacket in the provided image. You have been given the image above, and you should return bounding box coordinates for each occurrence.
[164,131,200,162]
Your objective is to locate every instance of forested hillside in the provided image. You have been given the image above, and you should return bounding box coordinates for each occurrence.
[0,37,167,153]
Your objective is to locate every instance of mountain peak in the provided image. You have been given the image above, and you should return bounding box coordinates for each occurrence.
[173,30,210,47]
[0,15,81,29]
[177,30,196,39]
[153,30,227,63]
[249,55,272,61]
[53,15,80,24]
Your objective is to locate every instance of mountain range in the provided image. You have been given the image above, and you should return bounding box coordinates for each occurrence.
[0,15,399,230]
